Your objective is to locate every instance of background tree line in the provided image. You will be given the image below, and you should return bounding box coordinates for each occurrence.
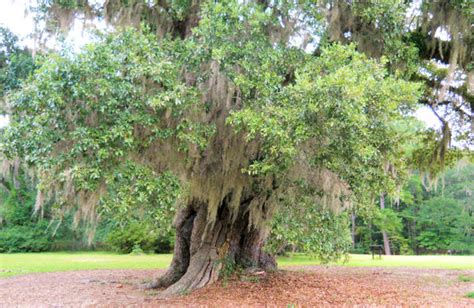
[1,157,472,255]
[351,161,473,255]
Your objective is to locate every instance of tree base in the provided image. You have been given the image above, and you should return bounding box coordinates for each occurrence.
[144,198,276,296]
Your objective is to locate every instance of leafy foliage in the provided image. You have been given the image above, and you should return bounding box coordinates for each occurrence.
[3,29,195,176]
[268,201,350,263]
[100,162,179,230]
[99,161,179,253]
[0,27,35,103]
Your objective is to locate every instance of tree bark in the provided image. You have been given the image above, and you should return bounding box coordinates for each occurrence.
[146,194,276,296]
[467,71,474,136]
[351,210,356,248]
[380,193,391,256]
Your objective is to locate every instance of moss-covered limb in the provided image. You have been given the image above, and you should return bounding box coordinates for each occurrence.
[36,0,202,40]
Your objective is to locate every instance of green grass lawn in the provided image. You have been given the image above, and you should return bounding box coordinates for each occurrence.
[1,252,473,278]
[0,252,173,278]
[277,253,474,270]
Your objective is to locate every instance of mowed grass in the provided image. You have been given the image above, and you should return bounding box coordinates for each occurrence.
[0,252,173,278]
[1,252,473,278]
[278,253,474,270]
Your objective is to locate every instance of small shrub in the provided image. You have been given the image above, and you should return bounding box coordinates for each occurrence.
[465,291,474,299]
[459,275,474,282]
[218,256,239,279]
[349,246,367,254]
[105,222,173,253]
[130,244,145,255]
[179,288,190,296]
[106,223,151,253]
[216,256,243,287]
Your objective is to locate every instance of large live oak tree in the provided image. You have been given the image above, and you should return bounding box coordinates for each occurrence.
[3,0,470,295]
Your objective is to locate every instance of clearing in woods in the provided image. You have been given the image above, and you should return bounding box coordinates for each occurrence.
[0,253,473,305]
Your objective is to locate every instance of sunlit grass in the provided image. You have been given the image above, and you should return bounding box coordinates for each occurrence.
[277,253,474,270]
[0,251,173,278]
[1,252,473,278]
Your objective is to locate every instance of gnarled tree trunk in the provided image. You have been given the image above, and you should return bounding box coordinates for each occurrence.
[351,210,356,248]
[380,193,391,256]
[147,194,276,296]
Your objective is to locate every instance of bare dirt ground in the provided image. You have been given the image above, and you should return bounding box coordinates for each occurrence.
[1,266,473,307]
